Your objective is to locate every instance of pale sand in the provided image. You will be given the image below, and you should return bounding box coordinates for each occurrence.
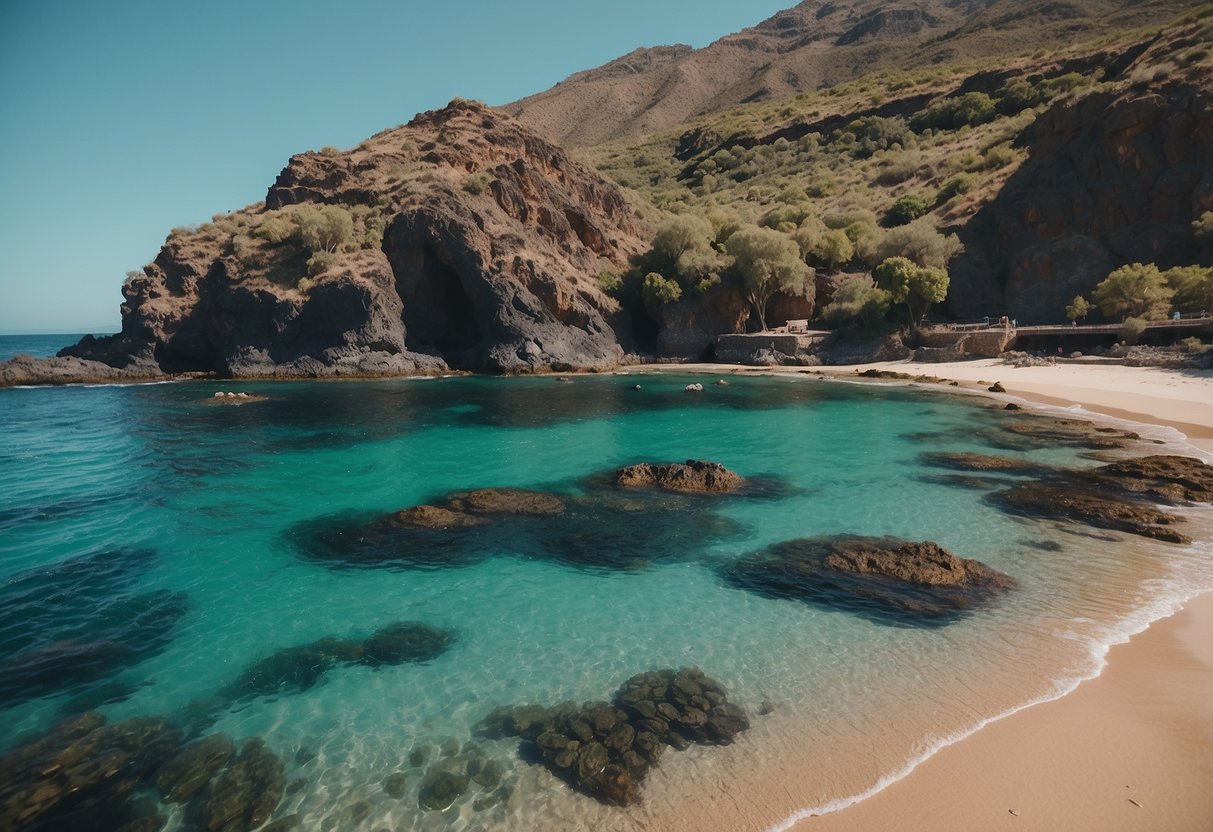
[634,358,1213,831]
[773,358,1213,832]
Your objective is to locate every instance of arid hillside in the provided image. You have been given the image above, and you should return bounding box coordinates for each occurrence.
[504,0,1204,146]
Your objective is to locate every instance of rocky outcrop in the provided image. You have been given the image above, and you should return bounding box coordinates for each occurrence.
[950,63,1213,320]
[477,666,749,806]
[3,100,647,385]
[1085,454,1213,504]
[720,535,1017,623]
[615,460,744,493]
[990,481,1190,543]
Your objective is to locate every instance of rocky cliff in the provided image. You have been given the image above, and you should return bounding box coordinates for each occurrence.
[950,58,1213,320]
[3,100,648,385]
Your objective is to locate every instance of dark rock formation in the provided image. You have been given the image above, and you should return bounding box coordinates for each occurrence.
[990,481,1190,543]
[212,622,451,708]
[2,100,647,386]
[477,667,748,806]
[1002,417,1139,450]
[290,474,765,572]
[919,451,1052,477]
[950,64,1213,320]
[0,712,182,832]
[720,535,1017,624]
[0,548,187,707]
[191,738,286,832]
[155,734,237,803]
[1083,454,1213,504]
[615,460,744,493]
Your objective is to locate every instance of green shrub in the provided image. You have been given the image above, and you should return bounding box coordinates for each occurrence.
[641,272,682,312]
[910,92,997,132]
[1065,295,1091,321]
[254,212,299,244]
[936,174,975,205]
[1093,263,1175,319]
[463,173,491,195]
[597,270,623,296]
[1118,316,1148,344]
[306,251,334,277]
[887,194,928,226]
[982,143,1016,169]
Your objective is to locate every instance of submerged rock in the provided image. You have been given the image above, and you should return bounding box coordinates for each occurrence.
[1084,454,1213,504]
[217,637,364,702]
[417,768,470,811]
[361,622,452,666]
[720,536,1017,624]
[1003,417,1139,450]
[155,734,237,803]
[192,738,285,832]
[614,460,743,493]
[0,712,183,831]
[918,451,1051,477]
[476,666,748,806]
[990,482,1190,543]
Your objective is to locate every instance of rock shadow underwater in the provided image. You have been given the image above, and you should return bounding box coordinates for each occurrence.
[0,548,188,710]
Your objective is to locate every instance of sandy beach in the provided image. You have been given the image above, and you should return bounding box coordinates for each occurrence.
[786,358,1213,832]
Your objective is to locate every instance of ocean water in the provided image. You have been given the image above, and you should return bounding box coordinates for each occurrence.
[1,371,1211,831]
[0,332,110,361]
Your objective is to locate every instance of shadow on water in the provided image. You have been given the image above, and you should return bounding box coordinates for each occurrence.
[0,548,188,709]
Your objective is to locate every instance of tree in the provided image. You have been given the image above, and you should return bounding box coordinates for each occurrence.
[873,256,950,327]
[887,194,928,226]
[1163,265,1213,314]
[811,229,854,269]
[1065,295,1091,321]
[724,226,814,330]
[819,275,891,329]
[876,218,963,269]
[641,272,682,313]
[1091,263,1175,320]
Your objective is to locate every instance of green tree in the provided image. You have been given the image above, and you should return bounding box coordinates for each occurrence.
[873,256,950,326]
[1065,295,1091,321]
[887,194,928,226]
[1091,263,1175,320]
[641,272,682,313]
[1163,265,1213,314]
[876,218,963,269]
[725,226,814,330]
[811,229,854,269]
[819,275,891,329]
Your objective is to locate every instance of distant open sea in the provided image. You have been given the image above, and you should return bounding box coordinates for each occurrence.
[1,368,1210,830]
[0,332,113,361]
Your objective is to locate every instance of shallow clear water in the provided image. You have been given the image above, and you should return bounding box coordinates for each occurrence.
[1,372,1210,831]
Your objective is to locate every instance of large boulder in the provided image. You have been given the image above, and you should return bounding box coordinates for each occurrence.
[720,535,1017,623]
[615,460,744,493]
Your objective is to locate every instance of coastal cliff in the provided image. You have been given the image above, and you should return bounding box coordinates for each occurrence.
[1,100,647,386]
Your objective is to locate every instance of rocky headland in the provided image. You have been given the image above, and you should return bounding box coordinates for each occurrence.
[1,99,647,386]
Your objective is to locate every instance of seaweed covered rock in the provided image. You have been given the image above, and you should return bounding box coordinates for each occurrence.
[155,734,237,803]
[1084,454,1213,504]
[918,451,1051,477]
[0,712,182,832]
[990,482,1190,543]
[191,738,285,832]
[476,667,748,806]
[720,536,1017,624]
[614,460,743,493]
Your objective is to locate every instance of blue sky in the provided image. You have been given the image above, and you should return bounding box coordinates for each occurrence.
[0,0,791,334]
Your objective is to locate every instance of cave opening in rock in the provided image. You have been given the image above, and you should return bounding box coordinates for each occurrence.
[393,243,484,361]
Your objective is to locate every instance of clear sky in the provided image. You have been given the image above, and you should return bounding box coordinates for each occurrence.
[0,0,792,334]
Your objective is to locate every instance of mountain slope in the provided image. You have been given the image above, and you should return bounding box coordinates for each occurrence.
[504,0,1205,146]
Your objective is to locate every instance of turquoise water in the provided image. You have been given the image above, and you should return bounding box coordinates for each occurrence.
[2,372,1211,831]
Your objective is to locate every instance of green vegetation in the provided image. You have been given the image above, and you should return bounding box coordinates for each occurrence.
[872,256,950,327]
[1065,295,1091,322]
[1091,263,1175,319]
[887,193,928,226]
[723,226,814,330]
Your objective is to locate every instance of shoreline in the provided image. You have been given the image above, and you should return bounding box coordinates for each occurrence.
[660,357,1213,832]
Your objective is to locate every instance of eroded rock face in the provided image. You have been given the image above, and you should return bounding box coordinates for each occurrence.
[950,66,1213,320]
[615,460,744,493]
[720,535,1017,624]
[477,667,748,806]
[4,100,647,385]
